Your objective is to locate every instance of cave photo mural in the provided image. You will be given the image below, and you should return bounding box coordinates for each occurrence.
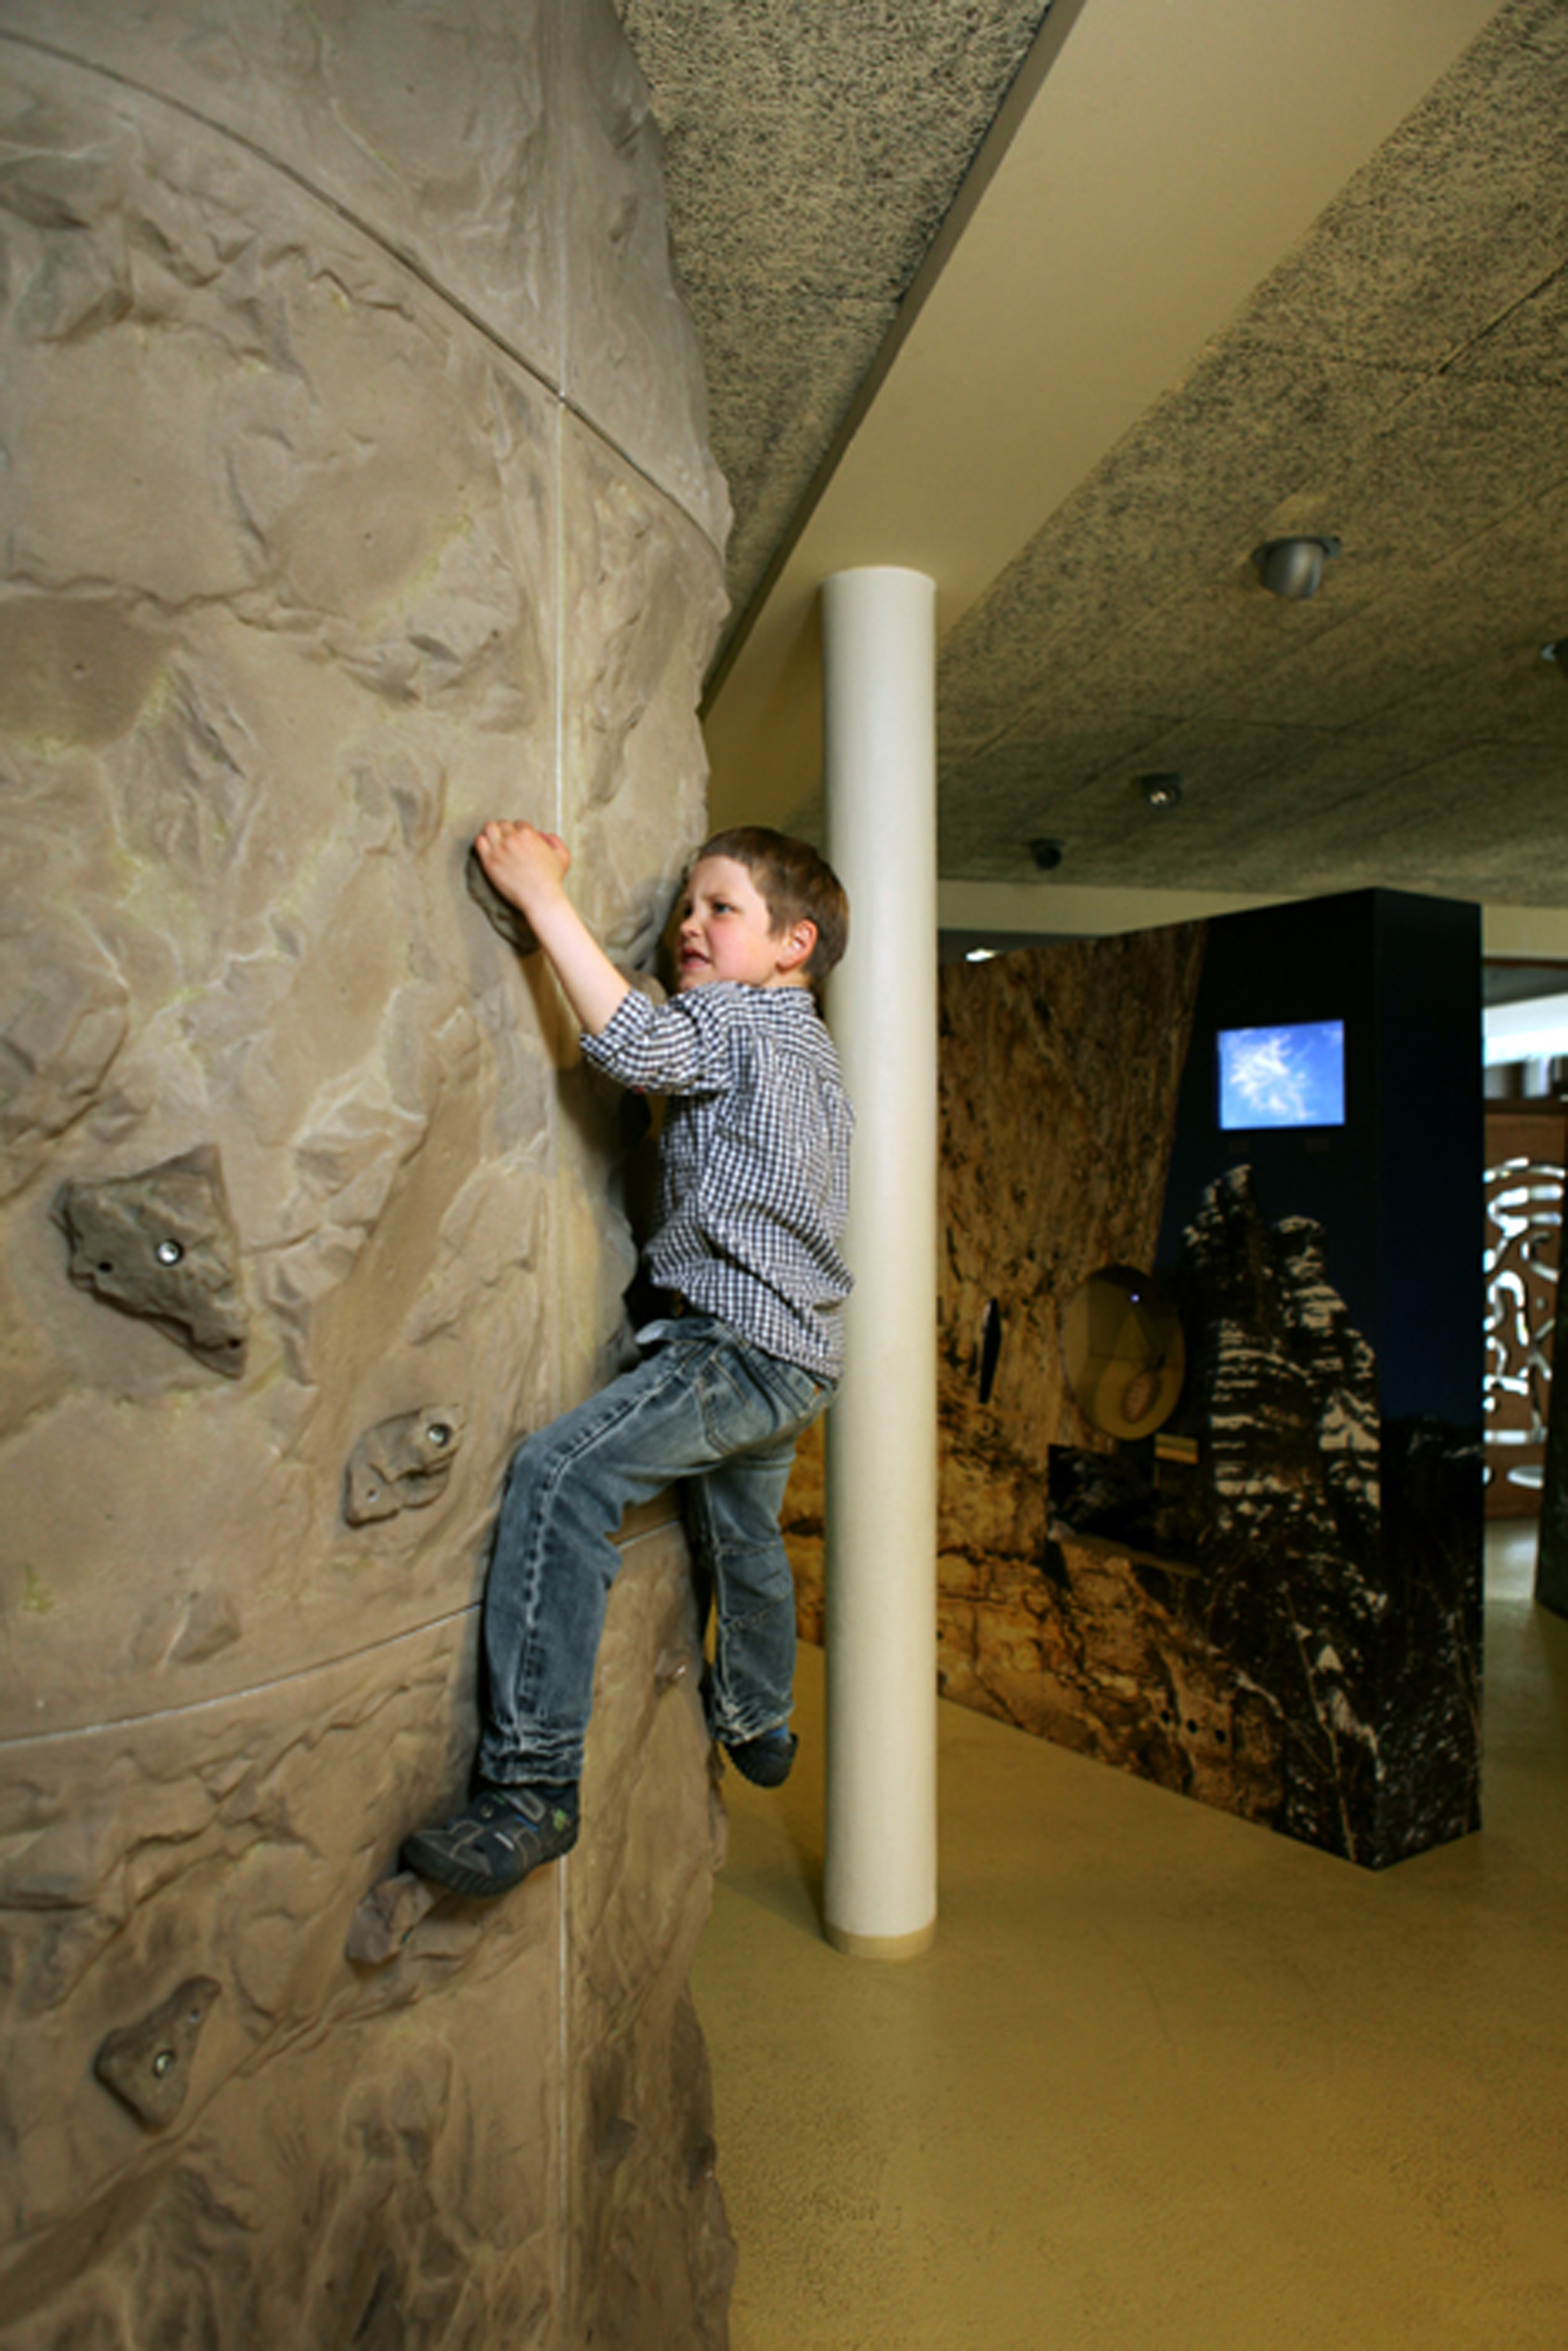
[788,890,1483,1871]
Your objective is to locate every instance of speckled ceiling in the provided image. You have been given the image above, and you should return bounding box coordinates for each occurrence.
[614,0,1055,643]
[620,0,1568,907]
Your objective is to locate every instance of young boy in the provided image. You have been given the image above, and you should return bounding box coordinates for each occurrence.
[401,820,853,1898]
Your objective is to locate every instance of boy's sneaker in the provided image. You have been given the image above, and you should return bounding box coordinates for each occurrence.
[723,1729,798,1788]
[400,1782,579,1899]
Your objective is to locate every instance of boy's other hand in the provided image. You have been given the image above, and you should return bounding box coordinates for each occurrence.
[475,821,571,917]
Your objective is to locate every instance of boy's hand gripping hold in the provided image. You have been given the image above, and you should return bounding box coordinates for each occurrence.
[474,819,630,1036]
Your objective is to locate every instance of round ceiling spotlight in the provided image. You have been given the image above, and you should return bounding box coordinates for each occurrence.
[1029,837,1065,872]
[1139,772,1184,809]
[1252,535,1341,601]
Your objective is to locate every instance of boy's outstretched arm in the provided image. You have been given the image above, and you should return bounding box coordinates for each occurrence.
[474,820,630,1036]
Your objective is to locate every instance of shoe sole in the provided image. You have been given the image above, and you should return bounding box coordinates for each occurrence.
[399,1821,577,1900]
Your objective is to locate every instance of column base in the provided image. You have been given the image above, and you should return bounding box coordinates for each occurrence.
[824,1916,937,1962]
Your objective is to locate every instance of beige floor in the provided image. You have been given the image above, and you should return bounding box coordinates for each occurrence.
[692,1525,1568,2351]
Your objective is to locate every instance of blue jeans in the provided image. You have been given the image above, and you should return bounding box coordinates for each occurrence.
[476,1314,831,1787]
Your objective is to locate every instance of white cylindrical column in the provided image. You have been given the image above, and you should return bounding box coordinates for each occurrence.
[821,565,938,1959]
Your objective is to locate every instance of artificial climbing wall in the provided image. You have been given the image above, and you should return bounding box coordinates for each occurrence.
[0,4,733,2342]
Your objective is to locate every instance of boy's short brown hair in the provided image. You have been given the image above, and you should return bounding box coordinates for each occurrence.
[693,826,850,986]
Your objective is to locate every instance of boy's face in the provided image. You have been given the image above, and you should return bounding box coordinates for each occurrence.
[676,855,813,992]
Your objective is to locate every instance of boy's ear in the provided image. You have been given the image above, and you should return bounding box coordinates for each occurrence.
[775,918,817,976]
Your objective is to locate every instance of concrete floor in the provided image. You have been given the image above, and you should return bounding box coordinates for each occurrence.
[692,1526,1568,2350]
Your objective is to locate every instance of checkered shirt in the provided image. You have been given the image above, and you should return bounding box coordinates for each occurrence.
[581,982,854,1379]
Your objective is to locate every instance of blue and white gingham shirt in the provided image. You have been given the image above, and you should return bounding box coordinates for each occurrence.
[581,983,854,1380]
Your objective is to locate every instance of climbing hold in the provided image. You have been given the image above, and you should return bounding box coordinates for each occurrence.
[55,1147,248,1376]
[344,1870,441,1965]
[466,845,667,1007]
[343,1405,467,1525]
[94,1976,221,2128]
[465,843,539,956]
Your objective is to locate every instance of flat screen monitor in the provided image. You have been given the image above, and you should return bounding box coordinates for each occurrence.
[1217,1019,1345,1131]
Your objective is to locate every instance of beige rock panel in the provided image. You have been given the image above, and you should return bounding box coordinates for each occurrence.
[0,51,566,1733]
[0,6,734,2344]
[559,2,731,555]
[0,0,558,381]
[566,1514,736,2345]
[0,0,728,547]
[551,412,727,1402]
[0,1532,730,2347]
[0,1619,551,2307]
[561,414,726,966]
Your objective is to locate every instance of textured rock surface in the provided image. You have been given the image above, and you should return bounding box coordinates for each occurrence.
[0,0,728,549]
[0,5,731,2341]
[2,1521,728,2347]
[930,933,1205,1732]
[784,928,1204,1658]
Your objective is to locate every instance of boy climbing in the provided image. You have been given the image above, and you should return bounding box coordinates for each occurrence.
[401,821,853,1898]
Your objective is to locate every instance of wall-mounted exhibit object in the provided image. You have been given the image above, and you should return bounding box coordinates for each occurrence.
[977,1297,1004,1404]
[0,4,731,2341]
[1059,1264,1184,1440]
[1535,1221,1568,1620]
[1481,1113,1564,1518]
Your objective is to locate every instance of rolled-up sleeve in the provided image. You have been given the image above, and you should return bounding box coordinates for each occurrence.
[580,988,732,1096]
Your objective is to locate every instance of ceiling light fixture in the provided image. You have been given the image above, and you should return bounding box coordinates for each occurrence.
[1139,772,1184,809]
[1029,838,1064,872]
[965,947,999,963]
[1252,535,1341,601]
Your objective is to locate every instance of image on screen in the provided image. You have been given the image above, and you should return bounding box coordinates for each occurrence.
[1217,1020,1345,1131]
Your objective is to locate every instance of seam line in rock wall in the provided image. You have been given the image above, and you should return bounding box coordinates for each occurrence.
[553,348,567,846]
[0,27,726,559]
[550,12,572,2334]
[0,1600,482,1751]
[0,1516,684,1754]
[558,1807,573,2342]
